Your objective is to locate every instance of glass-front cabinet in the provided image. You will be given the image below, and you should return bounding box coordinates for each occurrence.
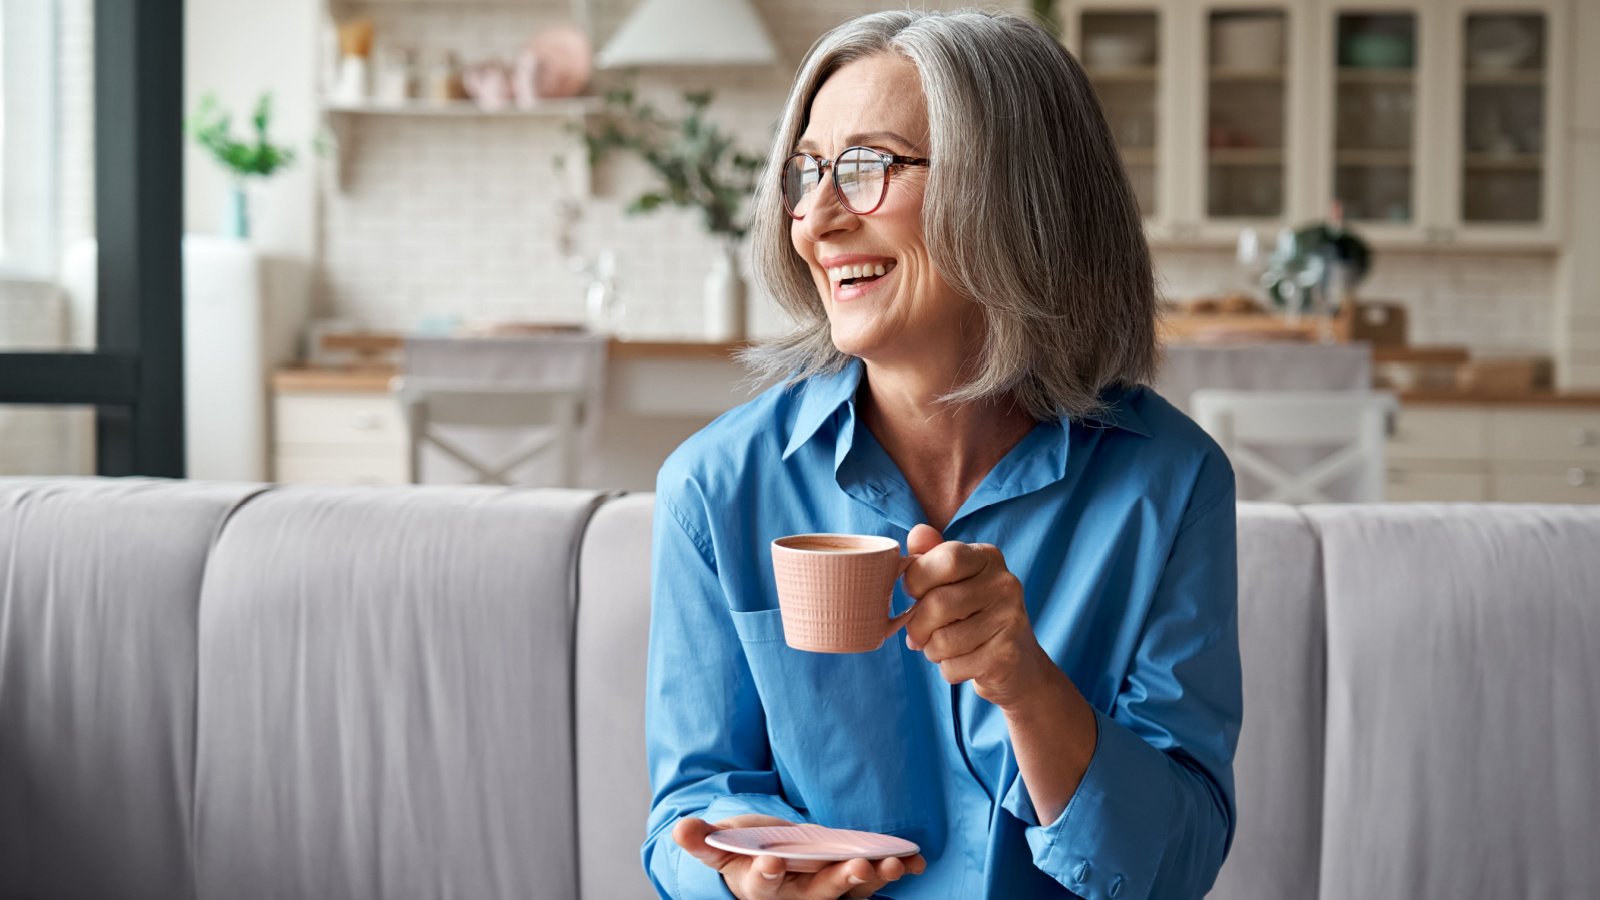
[1062,3,1173,224]
[1062,0,1569,249]
[1202,7,1294,222]
[1316,2,1430,242]
[1438,0,1566,244]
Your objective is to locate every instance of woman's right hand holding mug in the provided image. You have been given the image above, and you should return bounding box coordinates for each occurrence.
[673,815,926,899]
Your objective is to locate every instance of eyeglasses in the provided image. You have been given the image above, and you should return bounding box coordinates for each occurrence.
[780,146,931,219]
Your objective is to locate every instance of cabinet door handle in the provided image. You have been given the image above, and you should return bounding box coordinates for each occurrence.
[1567,468,1590,487]
[1571,427,1597,447]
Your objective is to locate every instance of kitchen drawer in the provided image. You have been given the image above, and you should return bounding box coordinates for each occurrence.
[1385,465,1490,502]
[274,453,409,486]
[274,391,406,446]
[1490,461,1600,504]
[1488,409,1600,463]
[1387,406,1488,461]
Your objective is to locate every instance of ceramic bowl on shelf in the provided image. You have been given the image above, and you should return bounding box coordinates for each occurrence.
[1341,32,1413,69]
[1084,32,1155,69]
[530,25,592,99]
[1211,15,1285,73]
[1467,18,1536,72]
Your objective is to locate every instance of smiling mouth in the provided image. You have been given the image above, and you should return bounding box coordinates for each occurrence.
[827,260,897,289]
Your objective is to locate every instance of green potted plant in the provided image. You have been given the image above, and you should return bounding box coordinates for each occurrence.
[186,92,298,239]
[576,87,764,340]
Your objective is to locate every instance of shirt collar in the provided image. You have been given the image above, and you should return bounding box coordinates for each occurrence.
[782,357,1152,461]
[783,359,866,460]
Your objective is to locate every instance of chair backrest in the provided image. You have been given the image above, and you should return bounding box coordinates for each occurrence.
[398,378,585,487]
[1191,390,1397,503]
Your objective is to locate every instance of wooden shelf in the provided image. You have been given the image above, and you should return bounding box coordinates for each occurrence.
[1208,148,1284,166]
[323,98,599,117]
[1208,67,1287,83]
[1086,66,1159,83]
[1336,149,1413,167]
[1463,153,1543,172]
[1337,67,1415,85]
[1464,70,1545,87]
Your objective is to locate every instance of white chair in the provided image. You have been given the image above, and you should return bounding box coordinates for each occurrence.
[397,378,585,487]
[1190,389,1398,503]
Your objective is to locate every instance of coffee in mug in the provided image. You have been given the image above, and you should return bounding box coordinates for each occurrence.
[770,533,916,653]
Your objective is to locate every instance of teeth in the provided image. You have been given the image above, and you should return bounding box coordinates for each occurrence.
[826,260,895,282]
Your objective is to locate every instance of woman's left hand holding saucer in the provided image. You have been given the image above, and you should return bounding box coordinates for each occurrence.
[901,524,1056,709]
[674,815,926,899]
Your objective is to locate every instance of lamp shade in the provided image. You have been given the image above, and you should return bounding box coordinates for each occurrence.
[596,0,778,68]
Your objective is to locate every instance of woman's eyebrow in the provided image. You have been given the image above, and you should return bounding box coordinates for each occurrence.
[794,131,924,154]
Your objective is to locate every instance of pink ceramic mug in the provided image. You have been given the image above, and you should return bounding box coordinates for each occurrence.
[770,534,917,654]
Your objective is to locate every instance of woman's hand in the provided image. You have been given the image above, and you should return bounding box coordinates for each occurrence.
[673,815,925,899]
[901,524,1060,709]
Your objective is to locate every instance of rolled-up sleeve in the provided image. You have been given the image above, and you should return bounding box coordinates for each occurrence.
[640,483,808,899]
[1001,480,1242,900]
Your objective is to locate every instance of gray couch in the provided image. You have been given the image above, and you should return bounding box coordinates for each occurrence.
[2,478,1597,899]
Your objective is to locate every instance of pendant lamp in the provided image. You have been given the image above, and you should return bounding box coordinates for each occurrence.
[595,0,778,68]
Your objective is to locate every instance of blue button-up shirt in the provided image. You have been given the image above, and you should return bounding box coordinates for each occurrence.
[643,359,1241,900]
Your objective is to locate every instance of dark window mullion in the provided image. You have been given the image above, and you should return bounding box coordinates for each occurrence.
[92,0,184,476]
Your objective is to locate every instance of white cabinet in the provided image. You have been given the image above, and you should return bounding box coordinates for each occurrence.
[1386,402,1600,502]
[1062,0,1570,248]
[1435,0,1568,247]
[273,391,409,485]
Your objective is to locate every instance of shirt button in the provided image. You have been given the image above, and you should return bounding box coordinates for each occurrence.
[1110,875,1125,896]
[1072,860,1090,883]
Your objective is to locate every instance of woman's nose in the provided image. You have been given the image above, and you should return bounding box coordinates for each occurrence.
[793,182,858,243]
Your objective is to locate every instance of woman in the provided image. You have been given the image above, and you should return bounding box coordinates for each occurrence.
[643,10,1240,899]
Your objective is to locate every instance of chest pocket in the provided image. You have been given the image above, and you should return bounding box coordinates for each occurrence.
[729,607,944,846]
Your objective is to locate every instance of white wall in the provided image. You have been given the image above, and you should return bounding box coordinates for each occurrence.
[183,0,318,263]
[1553,0,1600,389]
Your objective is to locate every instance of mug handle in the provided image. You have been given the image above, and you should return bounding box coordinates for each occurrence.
[883,553,921,638]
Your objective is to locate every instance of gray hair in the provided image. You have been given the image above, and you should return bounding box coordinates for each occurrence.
[741,8,1158,423]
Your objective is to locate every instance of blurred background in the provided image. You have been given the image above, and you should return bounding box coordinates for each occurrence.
[1,0,1597,503]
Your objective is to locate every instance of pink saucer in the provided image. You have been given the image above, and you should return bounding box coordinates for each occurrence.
[705,824,920,873]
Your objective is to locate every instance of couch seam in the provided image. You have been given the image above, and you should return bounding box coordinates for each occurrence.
[568,488,629,900]
[1295,504,1330,900]
[187,483,279,900]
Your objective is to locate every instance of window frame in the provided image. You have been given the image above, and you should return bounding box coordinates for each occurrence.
[0,0,184,477]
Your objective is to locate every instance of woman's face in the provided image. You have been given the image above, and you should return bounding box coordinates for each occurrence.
[790,54,973,366]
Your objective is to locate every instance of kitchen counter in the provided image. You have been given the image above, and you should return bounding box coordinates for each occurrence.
[271,339,766,491]
[271,366,397,393]
[1396,390,1600,408]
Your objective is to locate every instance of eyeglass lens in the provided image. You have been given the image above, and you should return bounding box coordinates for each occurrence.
[783,147,888,217]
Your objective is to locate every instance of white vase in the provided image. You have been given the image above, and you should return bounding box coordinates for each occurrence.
[224,181,250,240]
[703,240,746,342]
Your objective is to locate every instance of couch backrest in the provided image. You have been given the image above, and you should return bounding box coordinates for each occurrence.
[0,478,263,900]
[1209,504,1327,900]
[1303,503,1600,898]
[8,480,1597,900]
[573,493,657,899]
[190,485,605,900]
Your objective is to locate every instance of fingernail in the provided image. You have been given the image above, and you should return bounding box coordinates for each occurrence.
[760,872,780,881]
[848,875,866,885]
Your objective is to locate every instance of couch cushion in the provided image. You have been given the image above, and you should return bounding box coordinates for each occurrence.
[192,485,604,900]
[574,493,657,900]
[1209,503,1326,900]
[0,477,264,900]
[1304,503,1600,899]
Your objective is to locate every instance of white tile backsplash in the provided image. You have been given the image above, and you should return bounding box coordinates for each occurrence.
[1155,246,1557,355]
